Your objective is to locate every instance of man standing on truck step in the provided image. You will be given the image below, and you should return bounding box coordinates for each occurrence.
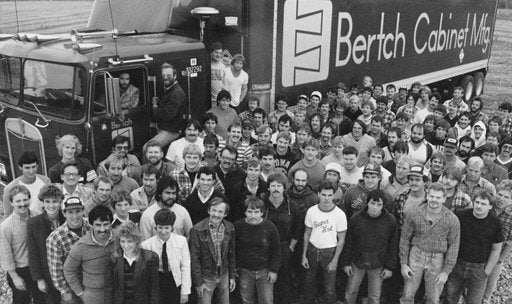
[223,54,248,111]
[210,42,226,106]
[151,62,188,148]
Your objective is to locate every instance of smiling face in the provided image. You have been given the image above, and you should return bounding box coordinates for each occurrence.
[61,165,80,188]
[120,236,137,256]
[161,67,176,87]
[367,198,384,217]
[228,126,242,144]
[219,97,230,110]
[184,153,201,171]
[95,180,112,203]
[220,150,236,171]
[442,175,458,191]
[11,192,30,217]
[269,181,285,199]
[63,208,84,229]
[208,202,228,225]
[43,197,61,218]
[198,173,214,192]
[20,162,38,181]
[108,161,123,184]
[114,200,131,219]
[426,189,446,211]
[61,142,77,161]
[145,146,163,165]
[185,124,199,142]
[143,173,158,195]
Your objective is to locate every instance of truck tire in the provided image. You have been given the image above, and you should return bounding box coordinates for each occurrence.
[460,75,474,101]
[473,72,485,96]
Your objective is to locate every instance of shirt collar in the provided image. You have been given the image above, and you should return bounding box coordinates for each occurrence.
[198,188,215,203]
[112,213,129,224]
[208,219,224,230]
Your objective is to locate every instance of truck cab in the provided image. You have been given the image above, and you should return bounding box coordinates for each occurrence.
[0,31,209,185]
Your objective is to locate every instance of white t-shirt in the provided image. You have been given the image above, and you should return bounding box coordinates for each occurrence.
[224,68,248,107]
[339,166,363,189]
[19,178,46,215]
[408,142,430,165]
[165,137,204,168]
[305,204,347,249]
[413,108,433,124]
[211,61,227,102]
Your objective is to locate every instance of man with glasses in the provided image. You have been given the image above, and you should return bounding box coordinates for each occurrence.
[97,135,141,178]
[59,162,94,207]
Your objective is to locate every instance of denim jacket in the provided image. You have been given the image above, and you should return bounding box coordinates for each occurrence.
[189,218,236,287]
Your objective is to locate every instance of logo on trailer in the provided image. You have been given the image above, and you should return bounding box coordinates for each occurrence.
[282,0,332,87]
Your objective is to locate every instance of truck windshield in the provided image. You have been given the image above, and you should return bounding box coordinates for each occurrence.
[23,60,86,120]
[0,57,22,105]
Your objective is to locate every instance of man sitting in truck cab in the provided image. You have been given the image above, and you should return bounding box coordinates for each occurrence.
[119,72,140,110]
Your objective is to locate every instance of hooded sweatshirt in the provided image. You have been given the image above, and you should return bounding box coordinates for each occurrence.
[287,185,319,238]
[470,120,487,148]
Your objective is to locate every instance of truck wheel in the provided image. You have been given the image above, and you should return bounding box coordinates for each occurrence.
[460,75,474,101]
[473,72,485,96]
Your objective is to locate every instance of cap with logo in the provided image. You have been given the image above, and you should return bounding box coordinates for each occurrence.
[444,137,458,147]
[363,163,381,175]
[241,119,254,129]
[62,196,85,211]
[325,163,343,176]
[311,91,322,100]
[408,165,425,178]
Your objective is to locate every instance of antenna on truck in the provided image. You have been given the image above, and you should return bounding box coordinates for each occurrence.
[13,0,20,33]
[107,0,119,57]
[191,7,219,43]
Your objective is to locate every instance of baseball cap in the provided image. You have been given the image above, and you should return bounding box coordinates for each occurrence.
[311,91,322,100]
[363,163,381,175]
[408,165,425,178]
[241,119,254,129]
[444,137,458,147]
[62,196,85,211]
[325,163,342,176]
[376,96,388,105]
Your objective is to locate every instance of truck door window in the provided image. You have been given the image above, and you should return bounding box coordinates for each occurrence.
[23,60,85,120]
[93,68,145,115]
[0,57,21,105]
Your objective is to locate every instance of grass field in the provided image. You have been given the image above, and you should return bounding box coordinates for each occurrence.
[0,2,512,303]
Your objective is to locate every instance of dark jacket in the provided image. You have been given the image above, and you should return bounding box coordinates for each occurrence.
[343,181,393,219]
[153,81,187,133]
[189,219,236,287]
[27,212,65,281]
[263,196,302,243]
[341,207,399,270]
[184,189,227,224]
[105,248,160,304]
[227,178,267,222]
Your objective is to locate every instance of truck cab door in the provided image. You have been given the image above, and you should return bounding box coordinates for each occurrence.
[89,66,150,164]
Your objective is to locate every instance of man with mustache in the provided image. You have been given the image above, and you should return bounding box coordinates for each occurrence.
[118,72,140,110]
[1,185,44,304]
[64,205,115,304]
[189,197,236,304]
[130,140,177,185]
[456,135,475,164]
[139,176,193,240]
[408,123,434,166]
[131,166,160,212]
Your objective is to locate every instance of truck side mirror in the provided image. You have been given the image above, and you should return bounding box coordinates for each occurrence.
[104,76,121,115]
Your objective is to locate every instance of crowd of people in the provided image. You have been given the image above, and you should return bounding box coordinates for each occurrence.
[1,45,512,304]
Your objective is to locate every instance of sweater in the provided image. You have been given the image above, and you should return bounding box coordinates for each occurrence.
[63,231,114,295]
[183,189,227,224]
[341,207,399,270]
[207,106,240,140]
[340,134,377,167]
[234,219,281,272]
[288,159,326,190]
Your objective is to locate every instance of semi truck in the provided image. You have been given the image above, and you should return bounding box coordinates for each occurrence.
[0,0,498,185]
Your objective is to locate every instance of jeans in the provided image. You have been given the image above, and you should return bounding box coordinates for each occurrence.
[482,261,503,304]
[274,242,292,304]
[238,268,274,304]
[400,246,445,304]
[199,272,230,304]
[303,244,337,304]
[445,260,488,304]
[345,265,384,304]
[6,267,45,304]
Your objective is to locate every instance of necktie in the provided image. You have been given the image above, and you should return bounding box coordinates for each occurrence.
[162,242,169,273]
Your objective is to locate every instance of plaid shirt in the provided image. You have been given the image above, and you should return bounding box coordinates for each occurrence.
[393,189,414,227]
[500,117,512,138]
[458,175,496,199]
[46,220,91,294]
[374,110,396,130]
[209,220,225,267]
[218,140,253,168]
[491,205,512,245]
[445,190,472,213]
[399,204,460,274]
[170,167,225,204]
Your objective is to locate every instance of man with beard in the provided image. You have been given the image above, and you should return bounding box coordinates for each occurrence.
[105,154,139,194]
[118,72,140,110]
[189,197,236,304]
[183,166,227,224]
[399,182,460,304]
[408,123,434,166]
[130,140,176,185]
[47,196,91,304]
[440,167,472,212]
[166,120,204,168]
[457,135,475,163]
[171,144,224,205]
[252,125,273,158]
[215,146,247,194]
[63,205,114,304]
[468,96,489,125]
[263,173,301,304]
[131,166,160,212]
[483,179,512,304]
[97,135,141,178]
[84,176,113,217]
[318,124,335,159]
[150,62,188,147]
[274,132,299,175]
[139,176,193,240]
[288,138,327,189]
